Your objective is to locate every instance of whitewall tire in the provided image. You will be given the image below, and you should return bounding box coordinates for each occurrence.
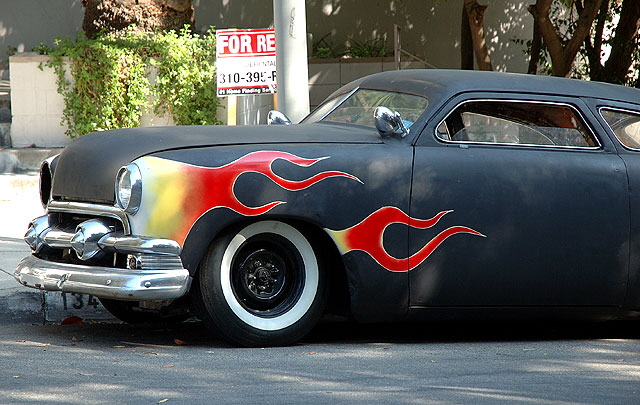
[195,221,326,347]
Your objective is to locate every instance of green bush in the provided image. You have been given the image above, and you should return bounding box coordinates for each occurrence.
[45,26,222,138]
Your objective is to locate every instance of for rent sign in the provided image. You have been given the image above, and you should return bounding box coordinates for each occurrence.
[216,29,277,97]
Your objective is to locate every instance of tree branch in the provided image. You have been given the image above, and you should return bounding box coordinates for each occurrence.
[463,0,493,71]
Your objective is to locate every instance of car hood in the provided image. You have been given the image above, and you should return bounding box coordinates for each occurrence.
[52,123,381,204]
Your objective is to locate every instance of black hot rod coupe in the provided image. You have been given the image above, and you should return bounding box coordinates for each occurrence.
[14,69,640,346]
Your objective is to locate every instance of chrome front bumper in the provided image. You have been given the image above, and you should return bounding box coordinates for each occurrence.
[15,255,191,300]
[15,209,192,301]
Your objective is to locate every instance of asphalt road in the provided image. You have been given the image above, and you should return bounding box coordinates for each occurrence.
[1,319,638,404]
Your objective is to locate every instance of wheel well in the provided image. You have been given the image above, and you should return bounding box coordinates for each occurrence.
[192,217,351,317]
[290,219,351,317]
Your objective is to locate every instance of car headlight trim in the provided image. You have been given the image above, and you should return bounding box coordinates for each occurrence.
[115,163,142,214]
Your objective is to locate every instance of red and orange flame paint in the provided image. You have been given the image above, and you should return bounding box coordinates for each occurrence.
[133,150,485,273]
[326,206,485,272]
[134,151,361,244]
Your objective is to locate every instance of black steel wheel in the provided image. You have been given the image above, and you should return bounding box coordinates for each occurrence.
[194,221,326,347]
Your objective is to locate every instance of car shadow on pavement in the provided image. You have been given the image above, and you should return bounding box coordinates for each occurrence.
[304,318,640,345]
[13,317,638,349]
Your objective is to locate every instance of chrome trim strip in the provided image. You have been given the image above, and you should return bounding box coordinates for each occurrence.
[98,234,182,256]
[14,255,191,300]
[434,98,602,150]
[47,201,131,234]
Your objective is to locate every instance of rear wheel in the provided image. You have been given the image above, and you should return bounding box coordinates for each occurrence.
[195,221,326,347]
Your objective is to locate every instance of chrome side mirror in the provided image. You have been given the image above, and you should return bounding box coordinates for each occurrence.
[374,106,409,138]
[267,110,292,125]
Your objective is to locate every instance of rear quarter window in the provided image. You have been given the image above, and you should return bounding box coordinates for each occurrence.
[600,108,640,150]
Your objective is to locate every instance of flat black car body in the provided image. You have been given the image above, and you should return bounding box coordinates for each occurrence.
[15,69,640,346]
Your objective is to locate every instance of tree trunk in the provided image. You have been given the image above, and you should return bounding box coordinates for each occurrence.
[82,0,195,38]
[461,6,474,70]
[463,0,493,71]
[603,0,640,84]
[527,17,542,74]
[529,0,602,77]
[584,0,609,82]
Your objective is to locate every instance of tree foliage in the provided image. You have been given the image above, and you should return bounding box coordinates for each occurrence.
[462,0,640,86]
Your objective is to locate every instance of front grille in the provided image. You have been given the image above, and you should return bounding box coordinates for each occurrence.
[138,255,184,270]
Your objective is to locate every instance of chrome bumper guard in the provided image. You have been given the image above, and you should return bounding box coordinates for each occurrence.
[15,256,191,300]
[15,211,192,300]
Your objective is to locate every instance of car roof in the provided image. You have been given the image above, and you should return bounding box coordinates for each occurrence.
[334,69,640,106]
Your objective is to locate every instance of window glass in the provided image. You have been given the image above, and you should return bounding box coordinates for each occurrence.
[600,108,640,149]
[436,101,597,148]
[317,89,428,129]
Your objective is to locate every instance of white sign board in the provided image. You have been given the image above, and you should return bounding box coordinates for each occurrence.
[216,29,277,97]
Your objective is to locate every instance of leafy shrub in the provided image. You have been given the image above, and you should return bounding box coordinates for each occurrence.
[45,26,221,138]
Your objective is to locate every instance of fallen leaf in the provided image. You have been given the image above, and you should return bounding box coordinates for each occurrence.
[174,338,188,346]
[61,316,84,325]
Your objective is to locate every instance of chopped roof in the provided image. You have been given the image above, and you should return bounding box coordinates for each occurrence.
[334,69,640,105]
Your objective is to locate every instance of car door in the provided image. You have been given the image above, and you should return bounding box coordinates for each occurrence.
[409,94,629,308]
[597,103,640,310]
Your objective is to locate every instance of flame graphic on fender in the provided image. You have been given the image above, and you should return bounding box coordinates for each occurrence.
[187,150,362,216]
[326,206,485,272]
[136,151,361,245]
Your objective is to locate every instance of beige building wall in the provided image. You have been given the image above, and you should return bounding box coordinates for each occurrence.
[1,1,533,73]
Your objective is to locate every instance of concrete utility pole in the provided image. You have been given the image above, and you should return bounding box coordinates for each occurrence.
[273,0,310,123]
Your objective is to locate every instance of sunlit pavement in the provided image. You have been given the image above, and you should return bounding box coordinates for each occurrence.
[0,320,638,404]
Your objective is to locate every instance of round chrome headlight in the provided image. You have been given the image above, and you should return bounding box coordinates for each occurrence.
[115,163,142,214]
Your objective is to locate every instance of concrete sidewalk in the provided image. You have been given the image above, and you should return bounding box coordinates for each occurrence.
[0,148,115,324]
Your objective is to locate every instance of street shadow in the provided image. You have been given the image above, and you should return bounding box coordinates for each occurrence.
[29,316,640,349]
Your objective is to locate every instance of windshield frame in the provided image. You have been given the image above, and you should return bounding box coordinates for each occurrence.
[301,87,429,136]
[301,88,359,124]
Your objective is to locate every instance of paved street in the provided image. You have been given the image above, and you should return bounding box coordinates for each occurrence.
[0,319,638,404]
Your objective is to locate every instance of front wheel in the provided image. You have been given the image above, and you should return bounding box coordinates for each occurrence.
[194,221,326,347]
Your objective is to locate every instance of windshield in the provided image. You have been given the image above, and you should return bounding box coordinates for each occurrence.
[304,89,428,130]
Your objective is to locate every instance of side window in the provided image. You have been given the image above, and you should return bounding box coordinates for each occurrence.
[600,108,640,149]
[436,100,597,148]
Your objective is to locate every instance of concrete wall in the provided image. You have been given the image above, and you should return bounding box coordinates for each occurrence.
[0,0,84,63]
[0,1,533,73]
[9,53,69,147]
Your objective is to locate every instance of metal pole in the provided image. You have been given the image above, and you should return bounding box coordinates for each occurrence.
[394,24,401,70]
[273,0,310,123]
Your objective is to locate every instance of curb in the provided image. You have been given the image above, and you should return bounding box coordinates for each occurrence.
[0,290,44,324]
[0,288,117,325]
